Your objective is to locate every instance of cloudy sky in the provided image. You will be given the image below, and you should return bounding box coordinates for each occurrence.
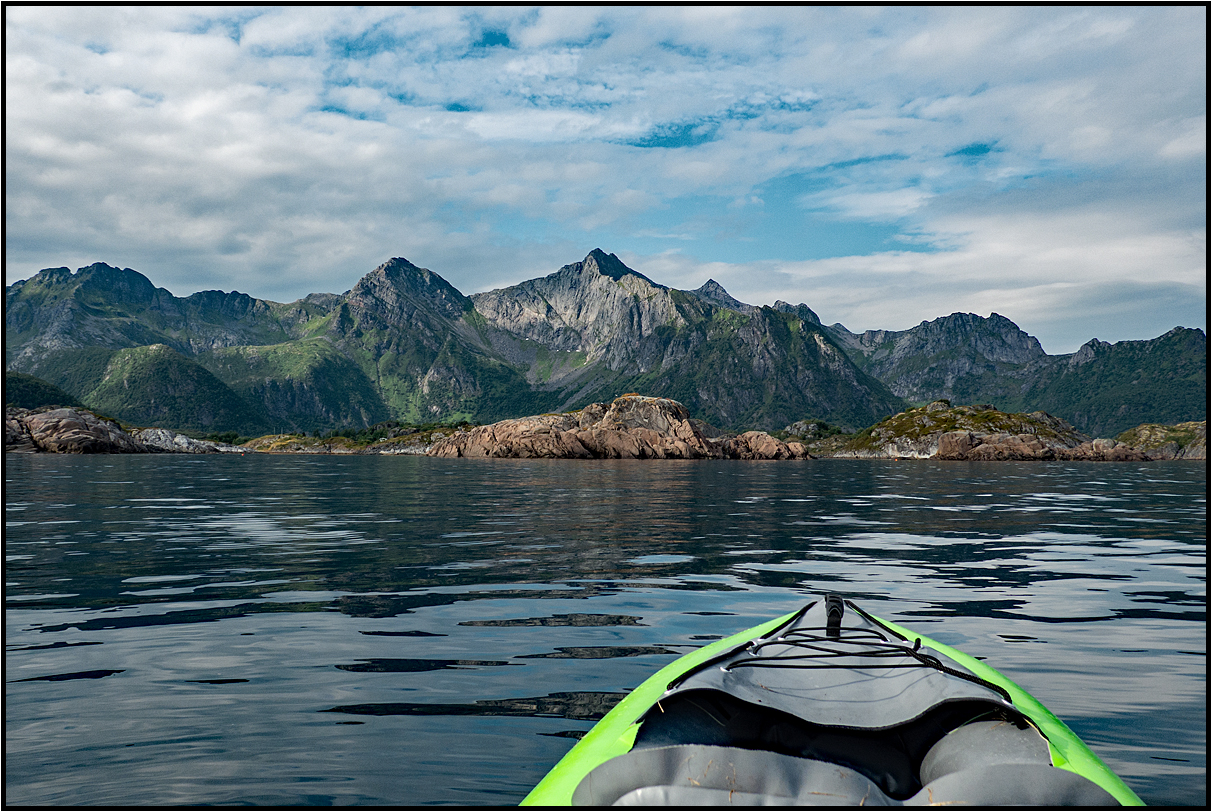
[5,6,1206,353]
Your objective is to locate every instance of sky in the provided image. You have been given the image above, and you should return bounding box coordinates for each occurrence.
[5,6,1206,353]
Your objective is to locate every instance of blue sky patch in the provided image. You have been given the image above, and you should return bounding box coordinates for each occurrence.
[628,120,720,149]
[947,142,995,158]
[474,29,511,49]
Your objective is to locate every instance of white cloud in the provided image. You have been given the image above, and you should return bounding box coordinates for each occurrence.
[1159,116,1207,160]
[4,5,1205,350]
[622,198,1205,353]
[816,188,934,220]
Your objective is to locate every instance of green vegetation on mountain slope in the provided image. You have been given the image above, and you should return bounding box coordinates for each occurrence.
[81,344,268,434]
[1007,328,1206,437]
[198,338,391,434]
[4,371,83,409]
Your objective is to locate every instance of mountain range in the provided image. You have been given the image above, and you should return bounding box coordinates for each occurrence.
[5,250,1205,437]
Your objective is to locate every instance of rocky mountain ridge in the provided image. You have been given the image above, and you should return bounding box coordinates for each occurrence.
[470,249,902,429]
[7,251,1204,436]
[824,312,1049,404]
[5,262,326,368]
[1014,326,1207,436]
[822,313,1205,436]
[6,251,903,433]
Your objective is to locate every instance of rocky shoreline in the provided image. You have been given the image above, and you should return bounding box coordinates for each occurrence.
[806,400,1205,461]
[6,407,246,454]
[6,399,1205,461]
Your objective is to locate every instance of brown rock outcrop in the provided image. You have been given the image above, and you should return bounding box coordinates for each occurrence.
[722,431,807,460]
[6,407,152,454]
[428,395,809,460]
[1054,440,1150,462]
[5,409,40,452]
[432,413,596,459]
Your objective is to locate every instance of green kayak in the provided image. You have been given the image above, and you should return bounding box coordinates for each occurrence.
[522,596,1143,806]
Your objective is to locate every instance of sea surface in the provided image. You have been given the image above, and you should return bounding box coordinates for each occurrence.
[4,454,1206,806]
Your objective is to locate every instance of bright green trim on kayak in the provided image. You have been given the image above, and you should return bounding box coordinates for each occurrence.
[521,609,799,805]
[520,608,1144,806]
[877,616,1144,807]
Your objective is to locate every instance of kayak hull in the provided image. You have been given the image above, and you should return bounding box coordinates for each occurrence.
[521,598,1143,806]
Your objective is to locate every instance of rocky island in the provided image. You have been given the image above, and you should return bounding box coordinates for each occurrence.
[429,394,807,459]
[801,400,1205,461]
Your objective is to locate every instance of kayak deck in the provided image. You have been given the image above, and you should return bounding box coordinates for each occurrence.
[522,597,1143,806]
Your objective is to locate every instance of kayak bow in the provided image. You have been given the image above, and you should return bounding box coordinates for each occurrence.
[522,596,1143,806]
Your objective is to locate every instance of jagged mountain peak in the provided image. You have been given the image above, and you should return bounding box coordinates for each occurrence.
[374,256,426,275]
[20,262,160,302]
[773,300,822,325]
[693,279,756,313]
[469,249,687,367]
[370,256,455,290]
[351,256,471,319]
[1068,338,1112,366]
[584,248,638,280]
[555,249,661,287]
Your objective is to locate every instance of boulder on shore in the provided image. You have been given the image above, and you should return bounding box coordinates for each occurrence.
[6,406,152,454]
[428,395,808,460]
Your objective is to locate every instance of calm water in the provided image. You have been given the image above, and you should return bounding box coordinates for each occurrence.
[5,455,1206,806]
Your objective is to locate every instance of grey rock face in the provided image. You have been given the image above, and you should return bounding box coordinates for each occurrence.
[4,406,253,454]
[471,249,685,372]
[692,280,757,314]
[131,427,246,454]
[471,250,902,430]
[5,409,40,452]
[825,312,1049,403]
[773,301,822,325]
[1066,338,1112,367]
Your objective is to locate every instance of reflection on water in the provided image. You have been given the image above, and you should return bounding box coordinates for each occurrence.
[323,692,629,720]
[459,614,644,627]
[335,658,515,672]
[5,455,1206,806]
